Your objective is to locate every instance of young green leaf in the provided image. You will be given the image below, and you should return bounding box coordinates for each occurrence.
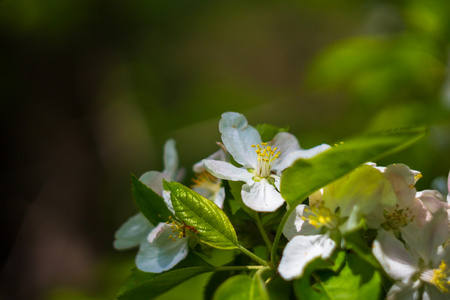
[164,180,239,249]
[117,252,211,299]
[281,127,426,206]
[131,174,174,225]
[213,275,253,300]
[294,253,382,300]
[250,270,270,300]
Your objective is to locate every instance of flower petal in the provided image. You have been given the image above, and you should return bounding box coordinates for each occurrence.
[139,171,170,196]
[203,160,253,184]
[283,204,320,240]
[241,180,285,212]
[163,139,179,179]
[417,190,449,213]
[136,223,188,273]
[219,112,261,168]
[114,213,154,250]
[372,228,419,282]
[162,190,175,215]
[269,132,300,169]
[273,144,331,172]
[278,234,336,280]
[193,149,226,173]
[386,280,421,300]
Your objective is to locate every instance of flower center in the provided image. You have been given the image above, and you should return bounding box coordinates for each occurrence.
[383,204,415,230]
[425,260,450,293]
[191,171,221,194]
[302,204,339,230]
[251,143,280,178]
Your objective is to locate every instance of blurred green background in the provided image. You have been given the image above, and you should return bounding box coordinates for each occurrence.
[1,0,449,299]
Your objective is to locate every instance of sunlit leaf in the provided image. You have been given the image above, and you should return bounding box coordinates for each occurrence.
[164,181,239,249]
[281,127,426,207]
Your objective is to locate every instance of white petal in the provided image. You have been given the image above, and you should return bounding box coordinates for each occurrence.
[401,210,449,264]
[203,160,253,184]
[423,283,449,300]
[417,190,448,213]
[162,190,175,215]
[269,132,300,169]
[114,213,154,250]
[283,204,320,240]
[214,187,226,209]
[386,280,421,300]
[274,144,331,172]
[139,171,170,196]
[163,139,179,179]
[136,223,188,273]
[193,149,226,173]
[219,112,261,168]
[241,180,285,212]
[278,234,336,280]
[372,229,419,281]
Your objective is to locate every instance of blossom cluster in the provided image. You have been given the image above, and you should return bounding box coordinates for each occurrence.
[114,112,450,300]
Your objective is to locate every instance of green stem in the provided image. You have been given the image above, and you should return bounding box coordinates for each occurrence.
[215,265,265,272]
[238,245,269,266]
[271,204,296,264]
[255,213,273,254]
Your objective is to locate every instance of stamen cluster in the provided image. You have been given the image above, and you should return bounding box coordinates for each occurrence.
[383,204,415,230]
[430,260,450,293]
[302,204,339,230]
[251,142,280,178]
[166,216,186,242]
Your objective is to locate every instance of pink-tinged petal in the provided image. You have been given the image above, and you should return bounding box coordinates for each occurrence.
[241,180,285,212]
[163,139,179,179]
[384,164,417,207]
[373,229,419,281]
[278,234,336,280]
[387,280,421,300]
[219,112,261,169]
[139,171,170,196]
[401,210,449,264]
[417,190,449,213]
[273,144,331,172]
[203,160,254,184]
[136,223,188,273]
[114,213,154,250]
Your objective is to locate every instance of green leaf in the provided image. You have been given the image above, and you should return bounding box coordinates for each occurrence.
[251,271,270,300]
[116,252,211,299]
[131,174,174,225]
[344,230,380,269]
[117,266,213,300]
[164,180,239,249]
[281,127,426,206]
[294,253,382,300]
[213,275,253,300]
[255,123,288,142]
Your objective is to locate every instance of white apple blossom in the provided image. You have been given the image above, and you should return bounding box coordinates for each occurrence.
[203,112,330,212]
[114,139,182,250]
[372,210,450,299]
[278,165,396,280]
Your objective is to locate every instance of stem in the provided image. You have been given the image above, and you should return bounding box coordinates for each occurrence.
[215,265,265,272]
[255,213,273,254]
[238,245,269,266]
[271,204,296,264]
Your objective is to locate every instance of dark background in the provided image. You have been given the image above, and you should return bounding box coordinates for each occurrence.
[1,0,449,299]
